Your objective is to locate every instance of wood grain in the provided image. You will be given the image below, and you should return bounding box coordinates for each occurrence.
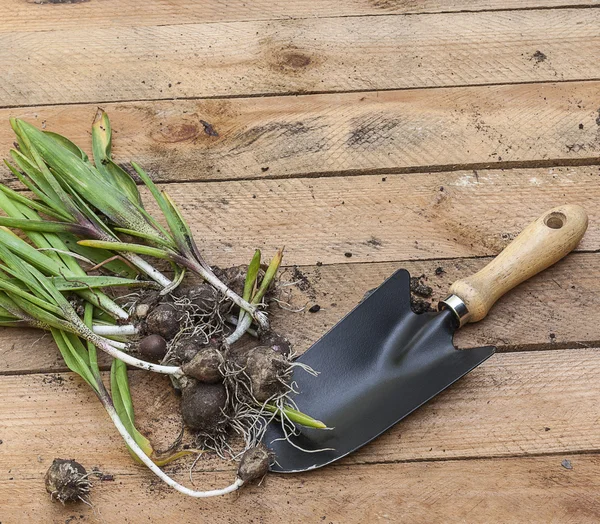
[2,9,600,106]
[107,168,600,264]
[3,82,600,184]
[1,0,595,33]
[3,454,600,523]
[1,247,599,369]
[2,350,600,488]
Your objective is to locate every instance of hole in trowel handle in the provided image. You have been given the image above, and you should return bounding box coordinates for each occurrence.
[544,211,566,229]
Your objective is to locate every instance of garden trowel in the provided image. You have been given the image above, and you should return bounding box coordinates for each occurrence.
[263,205,588,472]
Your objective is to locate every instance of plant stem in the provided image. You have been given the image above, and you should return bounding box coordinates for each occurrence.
[88,331,181,376]
[103,400,243,497]
[124,253,171,288]
[224,313,253,345]
[92,324,139,336]
[176,255,269,330]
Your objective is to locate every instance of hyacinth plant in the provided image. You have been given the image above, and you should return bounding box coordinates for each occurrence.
[8,113,268,331]
[0,112,325,498]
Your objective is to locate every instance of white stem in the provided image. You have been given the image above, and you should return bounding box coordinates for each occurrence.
[126,253,172,288]
[79,290,129,320]
[225,313,253,345]
[105,404,244,498]
[93,324,139,336]
[92,334,182,376]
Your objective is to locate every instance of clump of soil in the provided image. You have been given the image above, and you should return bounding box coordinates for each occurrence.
[181,381,228,432]
[45,459,91,504]
[182,345,224,383]
[410,275,434,314]
[232,346,291,402]
[237,444,271,482]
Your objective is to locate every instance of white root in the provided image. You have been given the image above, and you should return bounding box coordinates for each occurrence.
[105,404,244,498]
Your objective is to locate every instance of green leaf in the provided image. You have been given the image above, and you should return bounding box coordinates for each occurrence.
[59,233,138,278]
[43,131,90,163]
[252,248,284,305]
[78,239,174,260]
[264,404,328,429]
[0,216,86,235]
[113,227,173,249]
[92,109,143,207]
[110,359,154,463]
[14,119,157,237]
[51,328,99,393]
[244,250,262,302]
[0,169,67,220]
[48,275,157,291]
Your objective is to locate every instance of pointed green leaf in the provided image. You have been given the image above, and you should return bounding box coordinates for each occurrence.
[110,359,154,462]
[264,404,327,429]
[78,239,174,259]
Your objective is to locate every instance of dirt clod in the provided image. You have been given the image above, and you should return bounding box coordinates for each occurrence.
[411,297,433,314]
[237,444,271,482]
[233,346,290,402]
[181,381,228,432]
[259,331,293,358]
[410,276,433,298]
[182,346,224,383]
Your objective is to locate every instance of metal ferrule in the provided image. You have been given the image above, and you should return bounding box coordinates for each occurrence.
[439,294,470,328]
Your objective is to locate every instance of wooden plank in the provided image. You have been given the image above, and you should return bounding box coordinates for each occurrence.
[3,454,600,523]
[2,9,600,106]
[3,82,600,183]
[1,0,595,33]
[1,252,599,375]
[2,349,600,477]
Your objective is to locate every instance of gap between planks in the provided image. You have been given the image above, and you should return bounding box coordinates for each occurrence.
[1,1,599,34]
[4,455,600,523]
[3,349,600,474]
[2,82,600,186]
[2,9,600,105]
[1,252,599,375]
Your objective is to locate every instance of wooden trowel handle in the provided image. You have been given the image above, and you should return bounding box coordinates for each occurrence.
[443,204,588,326]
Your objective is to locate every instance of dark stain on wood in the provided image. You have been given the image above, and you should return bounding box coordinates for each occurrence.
[347,113,402,148]
[369,0,420,10]
[200,120,219,137]
[231,117,326,161]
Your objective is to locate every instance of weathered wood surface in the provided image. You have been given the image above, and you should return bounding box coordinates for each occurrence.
[2,350,600,522]
[1,252,598,375]
[2,349,600,474]
[3,82,600,184]
[2,9,600,106]
[2,0,595,33]
[2,2,600,521]
[4,454,600,523]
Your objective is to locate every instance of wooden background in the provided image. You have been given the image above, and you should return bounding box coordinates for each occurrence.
[1,1,600,522]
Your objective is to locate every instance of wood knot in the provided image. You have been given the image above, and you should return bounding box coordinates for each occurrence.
[282,52,311,69]
[151,123,199,144]
[266,44,317,75]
